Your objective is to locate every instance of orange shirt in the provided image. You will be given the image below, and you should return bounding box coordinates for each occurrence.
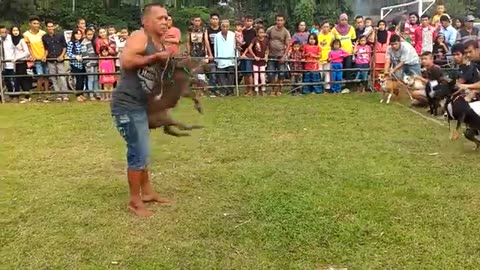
[303,44,320,70]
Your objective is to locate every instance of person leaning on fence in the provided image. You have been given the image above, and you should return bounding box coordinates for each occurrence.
[317,21,333,92]
[302,33,322,94]
[353,35,371,93]
[1,25,16,99]
[23,15,49,101]
[206,13,221,96]
[187,15,209,89]
[83,28,100,100]
[111,3,172,217]
[67,28,88,102]
[373,20,391,91]
[384,34,421,78]
[266,14,291,96]
[214,20,237,96]
[248,26,269,95]
[328,39,348,93]
[240,15,256,96]
[331,13,356,81]
[10,25,33,103]
[288,41,303,95]
[42,20,69,102]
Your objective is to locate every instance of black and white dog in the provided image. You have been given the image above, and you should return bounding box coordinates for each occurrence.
[425,78,455,116]
[445,88,480,150]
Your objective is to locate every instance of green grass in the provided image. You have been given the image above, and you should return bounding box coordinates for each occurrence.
[1,94,480,269]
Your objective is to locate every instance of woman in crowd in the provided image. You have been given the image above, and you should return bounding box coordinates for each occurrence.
[67,28,87,102]
[374,20,391,91]
[331,13,355,81]
[95,27,116,56]
[453,17,464,30]
[82,28,100,100]
[405,12,420,46]
[11,25,32,103]
[291,21,309,46]
[432,34,449,66]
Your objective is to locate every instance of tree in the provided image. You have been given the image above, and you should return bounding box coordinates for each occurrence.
[0,0,36,23]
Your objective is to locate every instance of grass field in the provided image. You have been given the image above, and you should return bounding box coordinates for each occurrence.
[1,94,480,269]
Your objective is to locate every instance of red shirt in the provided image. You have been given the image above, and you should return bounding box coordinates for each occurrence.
[289,50,303,76]
[303,45,320,70]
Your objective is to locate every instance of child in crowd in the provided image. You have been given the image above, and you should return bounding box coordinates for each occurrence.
[328,39,349,93]
[234,21,245,47]
[302,34,322,94]
[432,34,449,66]
[289,41,304,95]
[82,28,100,100]
[318,21,333,92]
[108,26,118,44]
[432,4,447,27]
[354,35,371,93]
[115,28,129,71]
[98,46,116,101]
[364,18,374,44]
[248,26,269,95]
[310,23,320,35]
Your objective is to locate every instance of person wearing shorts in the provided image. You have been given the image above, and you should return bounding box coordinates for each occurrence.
[240,15,256,96]
[23,16,48,97]
[266,14,291,96]
[111,4,171,217]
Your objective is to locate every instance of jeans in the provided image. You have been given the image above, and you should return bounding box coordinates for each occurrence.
[342,55,353,80]
[267,56,287,82]
[34,61,48,75]
[71,66,87,96]
[303,71,323,94]
[112,107,150,170]
[208,62,218,95]
[331,62,343,93]
[2,69,15,95]
[86,65,99,97]
[217,65,235,96]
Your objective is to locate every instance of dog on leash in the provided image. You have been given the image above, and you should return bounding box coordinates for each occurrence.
[423,78,455,116]
[445,89,480,151]
[379,74,401,104]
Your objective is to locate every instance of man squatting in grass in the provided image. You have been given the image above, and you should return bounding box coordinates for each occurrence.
[110,3,172,217]
[457,40,480,101]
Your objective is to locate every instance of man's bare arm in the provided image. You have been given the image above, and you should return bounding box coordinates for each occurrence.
[458,81,480,90]
[121,31,169,70]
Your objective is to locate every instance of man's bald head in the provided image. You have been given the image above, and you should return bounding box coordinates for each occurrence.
[141,3,168,36]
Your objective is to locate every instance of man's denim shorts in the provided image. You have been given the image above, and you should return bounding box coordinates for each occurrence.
[34,61,48,75]
[112,107,150,170]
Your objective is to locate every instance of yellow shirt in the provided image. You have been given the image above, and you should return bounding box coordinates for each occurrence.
[23,30,46,60]
[317,32,333,64]
[331,26,356,54]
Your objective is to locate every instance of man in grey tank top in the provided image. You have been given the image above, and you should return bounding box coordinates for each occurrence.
[111,3,172,217]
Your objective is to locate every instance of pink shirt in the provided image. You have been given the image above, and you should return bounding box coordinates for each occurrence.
[354,45,371,65]
[303,45,320,70]
[165,27,181,56]
[328,49,348,63]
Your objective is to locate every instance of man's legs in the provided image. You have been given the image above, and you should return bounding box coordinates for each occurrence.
[56,62,69,99]
[35,61,48,100]
[267,58,277,95]
[113,108,162,217]
[208,62,218,96]
[242,59,254,95]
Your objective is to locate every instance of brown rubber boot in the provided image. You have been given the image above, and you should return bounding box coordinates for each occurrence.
[127,169,153,217]
[141,169,171,204]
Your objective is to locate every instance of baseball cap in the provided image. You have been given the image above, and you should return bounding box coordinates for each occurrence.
[466,15,475,22]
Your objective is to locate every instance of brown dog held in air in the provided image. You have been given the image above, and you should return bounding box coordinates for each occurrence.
[147,57,209,137]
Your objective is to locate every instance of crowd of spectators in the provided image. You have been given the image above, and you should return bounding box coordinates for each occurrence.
[0,3,479,103]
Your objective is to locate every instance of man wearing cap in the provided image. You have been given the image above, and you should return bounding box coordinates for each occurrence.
[458,15,479,44]
[438,15,458,48]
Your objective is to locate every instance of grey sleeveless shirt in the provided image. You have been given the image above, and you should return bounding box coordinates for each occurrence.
[111,35,164,111]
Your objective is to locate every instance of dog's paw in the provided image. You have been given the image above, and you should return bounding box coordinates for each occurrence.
[380,99,384,103]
